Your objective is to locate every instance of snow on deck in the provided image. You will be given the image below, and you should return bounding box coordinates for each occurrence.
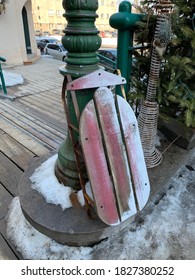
[6,153,195,259]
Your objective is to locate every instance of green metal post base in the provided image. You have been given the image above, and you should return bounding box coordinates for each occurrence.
[55,134,87,190]
[55,0,102,188]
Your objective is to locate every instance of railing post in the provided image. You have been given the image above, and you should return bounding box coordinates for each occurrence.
[0,56,7,94]
[110,1,143,96]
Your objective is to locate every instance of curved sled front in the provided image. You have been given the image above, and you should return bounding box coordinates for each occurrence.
[80,87,150,225]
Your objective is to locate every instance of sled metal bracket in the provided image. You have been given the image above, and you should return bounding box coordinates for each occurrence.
[66,70,126,91]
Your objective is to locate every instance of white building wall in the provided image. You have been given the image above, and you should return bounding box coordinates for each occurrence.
[0,0,39,65]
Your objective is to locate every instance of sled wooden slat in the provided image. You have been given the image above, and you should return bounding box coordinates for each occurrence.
[94,88,137,218]
[117,96,150,210]
[80,100,120,226]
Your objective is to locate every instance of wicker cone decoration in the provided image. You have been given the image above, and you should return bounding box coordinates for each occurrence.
[138,100,162,168]
[138,4,172,168]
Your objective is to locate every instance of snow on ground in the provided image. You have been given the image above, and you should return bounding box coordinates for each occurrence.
[30,154,73,210]
[6,150,195,260]
[0,70,24,87]
[30,154,86,209]
[6,197,92,260]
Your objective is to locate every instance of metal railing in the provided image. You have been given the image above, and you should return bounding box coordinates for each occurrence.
[0,56,7,94]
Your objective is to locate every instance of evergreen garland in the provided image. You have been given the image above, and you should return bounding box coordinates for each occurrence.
[129,0,195,127]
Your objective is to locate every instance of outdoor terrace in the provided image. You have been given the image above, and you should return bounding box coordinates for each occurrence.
[0,58,192,259]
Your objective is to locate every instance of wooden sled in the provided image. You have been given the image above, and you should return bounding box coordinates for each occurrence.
[80,87,150,226]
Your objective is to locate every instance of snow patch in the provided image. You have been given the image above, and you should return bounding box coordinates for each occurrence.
[6,158,195,259]
[1,70,24,87]
[30,154,73,210]
[6,197,92,260]
[29,154,94,210]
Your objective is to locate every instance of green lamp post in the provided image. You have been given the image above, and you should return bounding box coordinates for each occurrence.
[55,0,102,189]
[110,1,143,95]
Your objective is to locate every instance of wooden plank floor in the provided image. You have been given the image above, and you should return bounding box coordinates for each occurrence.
[0,89,68,259]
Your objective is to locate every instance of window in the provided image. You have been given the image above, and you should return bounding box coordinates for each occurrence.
[47,44,60,51]
[56,10,63,17]
[48,9,55,16]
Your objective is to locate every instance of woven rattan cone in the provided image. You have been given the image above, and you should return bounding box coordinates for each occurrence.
[138,100,162,168]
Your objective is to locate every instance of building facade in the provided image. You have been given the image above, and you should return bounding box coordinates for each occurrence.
[32,0,140,36]
[0,0,39,65]
[32,0,64,36]
[31,0,123,36]
[0,0,140,65]
[32,0,145,35]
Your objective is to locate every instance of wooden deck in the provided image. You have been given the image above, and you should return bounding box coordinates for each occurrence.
[0,87,68,259]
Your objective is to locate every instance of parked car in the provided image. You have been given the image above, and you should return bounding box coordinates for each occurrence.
[97,48,138,73]
[42,31,51,36]
[36,37,58,52]
[44,43,67,61]
[35,30,42,36]
[97,48,117,72]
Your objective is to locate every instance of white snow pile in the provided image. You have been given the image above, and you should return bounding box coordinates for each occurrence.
[6,197,92,260]
[6,150,195,260]
[0,70,24,87]
[30,154,73,210]
[30,154,91,209]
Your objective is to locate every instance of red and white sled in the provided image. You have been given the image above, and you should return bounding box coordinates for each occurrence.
[80,87,150,225]
[65,70,150,225]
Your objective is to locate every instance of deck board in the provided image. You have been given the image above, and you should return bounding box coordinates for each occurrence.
[0,100,66,138]
[0,83,68,259]
[0,130,35,171]
[0,152,22,196]
[18,97,65,122]
[0,183,13,220]
[0,115,52,156]
[0,219,23,260]
[0,110,62,149]
[0,234,18,260]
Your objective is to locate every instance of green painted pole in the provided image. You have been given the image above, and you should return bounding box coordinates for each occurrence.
[0,57,7,94]
[55,0,102,189]
[110,1,143,96]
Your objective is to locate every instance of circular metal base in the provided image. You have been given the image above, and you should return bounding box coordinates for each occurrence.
[19,155,135,247]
